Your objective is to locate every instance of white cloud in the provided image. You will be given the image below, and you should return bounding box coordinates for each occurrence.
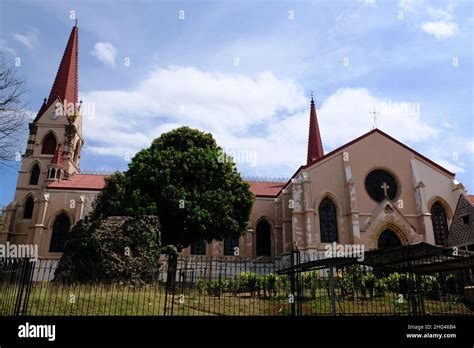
[421,21,458,39]
[466,140,474,154]
[81,66,307,171]
[81,67,446,177]
[318,88,439,149]
[91,42,117,67]
[359,0,376,6]
[442,120,453,129]
[0,38,17,56]
[398,0,424,12]
[431,158,465,174]
[398,1,459,39]
[426,5,453,21]
[12,30,39,50]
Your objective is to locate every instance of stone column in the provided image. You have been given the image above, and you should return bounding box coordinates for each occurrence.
[291,176,305,249]
[343,157,360,243]
[281,189,293,253]
[32,193,50,257]
[302,171,317,249]
[245,228,253,258]
[411,159,434,244]
[274,197,283,256]
[75,195,86,223]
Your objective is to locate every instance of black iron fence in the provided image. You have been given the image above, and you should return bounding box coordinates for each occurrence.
[0,258,35,315]
[1,247,473,316]
[290,265,473,316]
[0,255,292,316]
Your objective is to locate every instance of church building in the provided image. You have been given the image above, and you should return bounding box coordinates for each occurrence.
[1,25,472,260]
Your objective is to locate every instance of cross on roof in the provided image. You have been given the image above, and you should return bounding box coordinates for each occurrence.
[369,109,380,130]
[381,182,390,198]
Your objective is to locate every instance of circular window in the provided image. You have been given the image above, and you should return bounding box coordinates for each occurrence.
[365,169,398,202]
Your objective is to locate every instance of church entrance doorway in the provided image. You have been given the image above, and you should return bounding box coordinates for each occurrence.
[256,219,271,256]
[377,229,402,249]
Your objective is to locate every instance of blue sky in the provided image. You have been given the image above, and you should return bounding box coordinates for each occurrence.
[0,0,473,206]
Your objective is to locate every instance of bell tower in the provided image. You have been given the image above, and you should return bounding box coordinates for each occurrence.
[21,23,82,186]
[4,24,82,242]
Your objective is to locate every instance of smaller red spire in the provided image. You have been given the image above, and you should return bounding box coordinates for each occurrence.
[307,94,324,165]
[51,144,63,165]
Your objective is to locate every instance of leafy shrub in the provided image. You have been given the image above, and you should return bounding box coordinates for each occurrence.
[231,272,258,296]
[276,275,290,295]
[303,272,319,299]
[374,278,387,297]
[422,275,440,300]
[385,273,409,296]
[264,273,278,297]
[56,216,161,284]
[361,273,376,299]
[443,274,458,295]
[207,279,223,296]
[339,273,353,298]
[196,277,207,294]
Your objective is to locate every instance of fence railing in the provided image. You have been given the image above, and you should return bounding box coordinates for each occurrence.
[0,253,473,316]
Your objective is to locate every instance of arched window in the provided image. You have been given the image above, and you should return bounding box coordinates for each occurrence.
[256,219,271,256]
[224,238,239,256]
[191,240,206,255]
[378,229,401,249]
[29,164,40,185]
[49,213,71,252]
[319,198,338,243]
[41,133,57,154]
[431,202,449,245]
[23,196,34,219]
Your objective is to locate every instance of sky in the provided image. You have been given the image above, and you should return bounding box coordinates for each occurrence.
[0,0,473,206]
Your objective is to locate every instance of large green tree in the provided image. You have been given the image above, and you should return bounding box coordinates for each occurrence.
[92,126,254,250]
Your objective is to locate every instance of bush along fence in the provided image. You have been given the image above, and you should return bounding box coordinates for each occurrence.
[1,244,474,316]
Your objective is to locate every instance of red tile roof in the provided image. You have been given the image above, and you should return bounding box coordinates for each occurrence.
[47,174,286,197]
[48,174,106,191]
[468,195,474,204]
[248,181,286,197]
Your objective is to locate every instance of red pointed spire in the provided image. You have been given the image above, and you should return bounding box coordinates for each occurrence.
[35,25,78,121]
[307,93,324,164]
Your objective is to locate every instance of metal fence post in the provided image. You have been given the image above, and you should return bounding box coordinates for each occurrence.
[329,266,336,316]
[289,251,296,316]
[163,253,178,316]
[13,258,34,316]
[289,248,301,316]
